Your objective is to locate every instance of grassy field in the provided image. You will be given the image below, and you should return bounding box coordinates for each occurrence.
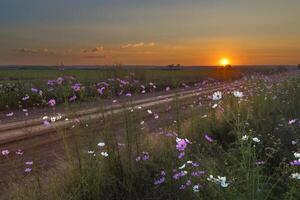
[0,66,289,111]
[1,67,300,199]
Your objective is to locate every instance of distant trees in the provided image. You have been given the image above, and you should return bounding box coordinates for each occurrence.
[167,64,181,70]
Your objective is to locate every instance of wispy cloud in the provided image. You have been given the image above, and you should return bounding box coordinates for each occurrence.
[121,42,156,48]
[16,48,56,56]
[81,46,104,53]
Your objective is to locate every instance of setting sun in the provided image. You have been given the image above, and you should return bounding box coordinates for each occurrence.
[219,58,231,66]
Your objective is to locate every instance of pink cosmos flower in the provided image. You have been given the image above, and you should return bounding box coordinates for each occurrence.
[6,112,14,117]
[69,95,77,102]
[15,149,23,155]
[176,138,188,151]
[48,99,56,106]
[204,134,214,143]
[154,177,165,185]
[24,168,32,173]
[1,150,9,156]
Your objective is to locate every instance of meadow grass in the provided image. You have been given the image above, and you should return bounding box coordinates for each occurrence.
[4,75,300,200]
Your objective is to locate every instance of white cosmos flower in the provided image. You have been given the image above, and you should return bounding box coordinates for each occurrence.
[212,91,222,101]
[147,109,153,114]
[252,137,260,143]
[242,135,249,141]
[233,91,244,98]
[294,152,300,159]
[291,173,300,180]
[101,152,109,157]
[212,104,218,109]
[178,164,186,169]
[97,142,105,147]
[193,185,200,192]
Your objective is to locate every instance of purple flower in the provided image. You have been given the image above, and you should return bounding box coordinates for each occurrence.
[290,160,300,166]
[43,120,51,126]
[15,149,23,155]
[71,83,81,91]
[56,77,64,84]
[173,171,187,180]
[31,88,38,93]
[178,152,185,159]
[154,177,165,185]
[22,95,30,101]
[97,87,105,95]
[24,168,32,173]
[69,95,77,102]
[186,180,192,186]
[191,171,205,177]
[6,112,14,117]
[48,99,56,107]
[25,161,33,165]
[176,138,188,151]
[179,185,186,190]
[125,92,132,97]
[204,134,214,143]
[47,80,56,85]
[142,151,150,161]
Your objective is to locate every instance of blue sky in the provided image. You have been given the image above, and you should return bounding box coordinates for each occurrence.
[1,0,300,65]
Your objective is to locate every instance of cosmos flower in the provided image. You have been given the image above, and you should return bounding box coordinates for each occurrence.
[233,91,244,98]
[252,137,260,143]
[193,184,201,192]
[15,149,23,155]
[204,134,214,143]
[6,112,14,117]
[101,152,109,157]
[48,99,56,107]
[242,135,249,141]
[1,150,9,156]
[294,152,300,159]
[24,168,32,173]
[142,151,150,161]
[212,91,222,101]
[71,83,81,91]
[176,138,188,151]
[25,161,33,165]
[290,160,300,166]
[147,109,153,114]
[97,142,105,147]
[178,152,185,159]
[173,171,187,180]
[69,95,77,102]
[154,177,165,185]
[125,92,132,97]
[97,87,105,95]
[31,88,38,93]
[288,119,297,125]
[290,173,300,180]
[22,95,30,101]
[207,175,230,188]
[43,120,51,126]
[191,171,205,177]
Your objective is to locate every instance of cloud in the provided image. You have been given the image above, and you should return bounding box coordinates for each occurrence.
[17,48,56,56]
[81,54,106,59]
[121,42,156,48]
[81,46,104,53]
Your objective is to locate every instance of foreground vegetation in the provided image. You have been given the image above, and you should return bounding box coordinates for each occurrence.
[3,74,300,200]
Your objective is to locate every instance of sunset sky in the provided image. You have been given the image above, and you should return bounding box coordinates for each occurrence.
[0,0,300,66]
